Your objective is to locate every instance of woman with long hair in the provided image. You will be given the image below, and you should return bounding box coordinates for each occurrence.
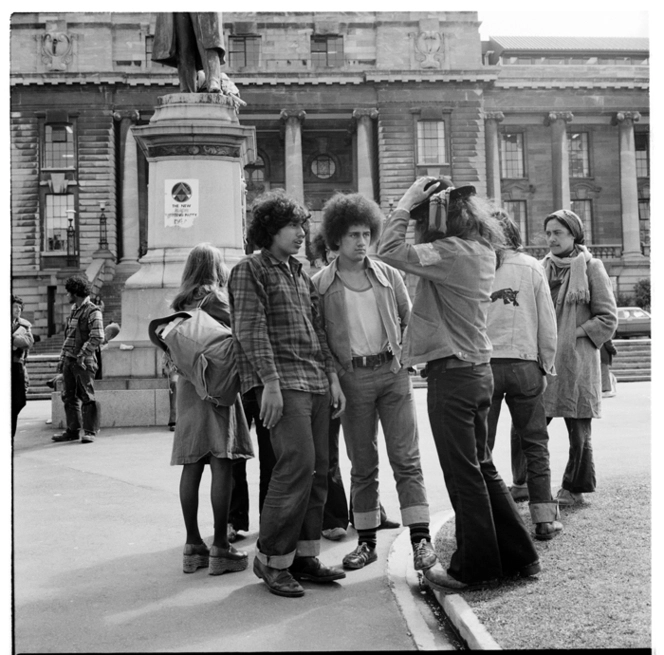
[379,177,540,592]
[170,243,254,575]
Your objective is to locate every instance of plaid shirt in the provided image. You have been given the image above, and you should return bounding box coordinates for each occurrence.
[60,297,104,370]
[228,249,335,395]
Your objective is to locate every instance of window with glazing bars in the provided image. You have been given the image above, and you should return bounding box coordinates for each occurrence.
[570,199,593,242]
[568,132,590,177]
[311,35,344,67]
[417,121,447,165]
[44,193,75,252]
[635,134,649,177]
[500,132,525,178]
[44,124,75,169]
[503,200,528,242]
[229,36,261,68]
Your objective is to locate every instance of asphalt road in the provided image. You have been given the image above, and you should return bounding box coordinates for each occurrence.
[9,380,651,652]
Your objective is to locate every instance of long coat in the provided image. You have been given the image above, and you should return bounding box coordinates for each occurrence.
[542,257,617,419]
[152,13,225,70]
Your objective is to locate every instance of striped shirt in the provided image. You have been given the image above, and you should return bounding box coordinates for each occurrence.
[228,249,335,395]
[60,297,104,370]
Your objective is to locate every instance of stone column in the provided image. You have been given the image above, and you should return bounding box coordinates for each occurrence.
[613,111,643,259]
[280,109,306,203]
[484,111,504,201]
[545,111,574,210]
[352,108,379,200]
[114,110,141,274]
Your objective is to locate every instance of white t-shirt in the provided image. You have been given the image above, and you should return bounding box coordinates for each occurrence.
[342,280,389,356]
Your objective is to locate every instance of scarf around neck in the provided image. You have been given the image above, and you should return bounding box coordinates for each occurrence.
[543,245,592,304]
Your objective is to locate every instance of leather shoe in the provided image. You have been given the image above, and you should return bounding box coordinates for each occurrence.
[424,563,499,593]
[290,556,346,583]
[535,520,563,541]
[322,527,347,541]
[253,557,304,598]
[52,432,79,442]
[377,517,400,530]
[557,488,584,506]
[413,539,438,571]
[519,561,542,577]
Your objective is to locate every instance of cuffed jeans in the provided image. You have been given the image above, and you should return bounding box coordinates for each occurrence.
[513,417,596,494]
[62,358,99,435]
[340,363,429,530]
[487,359,559,524]
[426,358,538,584]
[255,389,330,570]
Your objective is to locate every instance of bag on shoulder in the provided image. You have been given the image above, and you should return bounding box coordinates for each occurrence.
[148,308,240,407]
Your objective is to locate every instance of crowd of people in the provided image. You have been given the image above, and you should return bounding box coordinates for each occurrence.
[12,175,619,598]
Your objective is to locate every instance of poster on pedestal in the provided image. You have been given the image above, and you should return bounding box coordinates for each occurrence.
[165,180,199,228]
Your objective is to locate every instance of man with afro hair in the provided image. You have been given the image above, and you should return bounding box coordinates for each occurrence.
[312,192,435,574]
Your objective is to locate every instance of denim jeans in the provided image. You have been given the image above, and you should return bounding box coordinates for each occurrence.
[62,358,99,435]
[513,416,596,494]
[426,358,538,584]
[255,389,330,569]
[487,359,558,524]
[339,363,429,530]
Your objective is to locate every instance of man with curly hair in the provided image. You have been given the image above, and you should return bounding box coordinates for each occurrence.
[52,276,104,444]
[228,189,346,598]
[312,193,435,574]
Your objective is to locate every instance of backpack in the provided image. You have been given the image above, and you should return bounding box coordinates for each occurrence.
[148,308,240,407]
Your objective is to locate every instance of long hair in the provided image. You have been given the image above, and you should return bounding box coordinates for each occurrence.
[171,243,230,311]
[492,208,523,269]
[422,193,505,250]
[321,193,383,251]
[247,189,310,250]
[64,275,92,299]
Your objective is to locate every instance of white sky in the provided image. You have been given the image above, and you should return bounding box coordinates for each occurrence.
[477,10,649,39]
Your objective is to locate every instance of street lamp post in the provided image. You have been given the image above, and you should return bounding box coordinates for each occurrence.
[65,209,77,267]
[99,201,108,250]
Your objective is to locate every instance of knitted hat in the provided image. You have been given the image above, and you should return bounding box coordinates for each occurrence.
[544,209,585,244]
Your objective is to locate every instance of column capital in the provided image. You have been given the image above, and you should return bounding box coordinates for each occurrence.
[613,111,641,126]
[545,111,574,126]
[484,111,504,122]
[352,108,379,122]
[112,109,140,123]
[280,109,306,125]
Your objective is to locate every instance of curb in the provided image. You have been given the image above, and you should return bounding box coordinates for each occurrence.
[387,511,501,651]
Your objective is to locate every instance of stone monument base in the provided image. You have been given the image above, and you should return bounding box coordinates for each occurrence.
[50,378,172,429]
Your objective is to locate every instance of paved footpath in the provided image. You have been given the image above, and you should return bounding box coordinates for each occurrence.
[8,381,651,652]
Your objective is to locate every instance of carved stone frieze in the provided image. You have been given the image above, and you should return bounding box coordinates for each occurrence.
[148,144,241,159]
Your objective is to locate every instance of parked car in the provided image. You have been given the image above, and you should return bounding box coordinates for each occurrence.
[615,307,651,338]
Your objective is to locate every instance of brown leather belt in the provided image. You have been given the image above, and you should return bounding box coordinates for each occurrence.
[351,350,394,369]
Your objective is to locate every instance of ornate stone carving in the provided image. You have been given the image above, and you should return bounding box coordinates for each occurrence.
[414,31,443,69]
[280,109,307,124]
[148,144,241,159]
[41,31,73,71]
[544,111,574,126]
[613,111,641,125]
[352,108,379,121]
[484,111,505,122]
[112,110,141,123]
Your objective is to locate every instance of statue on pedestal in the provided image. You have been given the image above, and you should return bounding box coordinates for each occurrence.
[152,12,225,93]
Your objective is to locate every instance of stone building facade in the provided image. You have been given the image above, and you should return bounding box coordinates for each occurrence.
[10,12,650,339]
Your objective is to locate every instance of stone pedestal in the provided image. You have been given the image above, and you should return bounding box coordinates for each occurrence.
[58,93,256,427]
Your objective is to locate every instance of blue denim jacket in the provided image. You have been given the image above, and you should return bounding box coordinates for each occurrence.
[312,257,411,376]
